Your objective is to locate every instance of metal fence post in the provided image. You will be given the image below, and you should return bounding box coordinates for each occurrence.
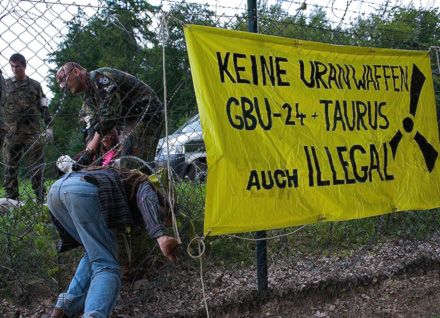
[248,0,269,292]
[256,230,268,291]
[247,0,257,33]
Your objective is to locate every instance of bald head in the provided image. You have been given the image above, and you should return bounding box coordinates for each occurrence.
[56,62,87,94]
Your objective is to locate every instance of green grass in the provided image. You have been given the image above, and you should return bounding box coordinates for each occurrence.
[0,177,58,201]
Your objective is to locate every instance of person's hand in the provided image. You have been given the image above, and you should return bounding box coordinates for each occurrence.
[72,150,94,171]
[56,155,74,173]
[86,132,102,153]
[43,129,53,143]
[157,235,180,262]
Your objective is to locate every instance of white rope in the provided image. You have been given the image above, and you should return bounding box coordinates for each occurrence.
[197,239,210,318]
[159,11,170,43]
[160,11,182,245]
[159,15,207,316]
[168,14,188,28]
[187,231,211,318]
[224,224,308,241]
[186,224,309,318]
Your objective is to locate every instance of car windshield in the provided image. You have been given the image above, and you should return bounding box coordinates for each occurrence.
[181,121,202,133]
[175,114,202,134]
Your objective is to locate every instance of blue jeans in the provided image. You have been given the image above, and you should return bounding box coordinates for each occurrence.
[47,172,121,318]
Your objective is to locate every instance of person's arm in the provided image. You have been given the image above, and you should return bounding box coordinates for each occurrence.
[85,132,102,153]
[77,100,100,157]
[69,103,99,170]
[137,181,179,262]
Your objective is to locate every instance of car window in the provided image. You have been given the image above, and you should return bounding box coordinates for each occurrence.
[181,120,201,133]
[195,123,203,132]
[174,114,200,134]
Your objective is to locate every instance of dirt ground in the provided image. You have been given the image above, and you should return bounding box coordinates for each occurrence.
[229,268,440,318]
[1,266,439,317]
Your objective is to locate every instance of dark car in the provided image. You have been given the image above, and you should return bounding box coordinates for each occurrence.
[154,114,207,181]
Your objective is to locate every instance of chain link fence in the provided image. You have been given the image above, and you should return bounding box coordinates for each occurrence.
[1,0,440,316]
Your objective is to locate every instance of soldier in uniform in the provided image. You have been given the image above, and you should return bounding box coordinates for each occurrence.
[56,62,164,170]
[2,54,53,201]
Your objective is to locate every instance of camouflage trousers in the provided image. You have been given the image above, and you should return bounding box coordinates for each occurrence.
[2,133,45,201]
[120,111,164,172]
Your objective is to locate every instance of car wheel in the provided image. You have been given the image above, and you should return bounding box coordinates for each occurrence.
[187,164,197,182]
[186,160,207,182]
[195,161,207,182]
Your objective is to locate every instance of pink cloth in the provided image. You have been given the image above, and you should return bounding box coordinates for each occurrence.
[102,150,116,166]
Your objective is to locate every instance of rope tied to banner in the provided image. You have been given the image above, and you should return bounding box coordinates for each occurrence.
[159,11,170,43]
[168,14,188,28]
[223,224,308,241]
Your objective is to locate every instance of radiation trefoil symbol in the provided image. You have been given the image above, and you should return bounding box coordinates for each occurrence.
[389,64,438,173]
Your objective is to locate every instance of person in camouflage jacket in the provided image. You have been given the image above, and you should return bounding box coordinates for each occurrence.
[56,62,164,171]
[1,54,53,201]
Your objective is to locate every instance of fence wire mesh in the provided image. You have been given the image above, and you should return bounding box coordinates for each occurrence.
[1,0,440,316]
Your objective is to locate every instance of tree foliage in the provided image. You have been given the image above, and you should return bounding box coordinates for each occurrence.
[46,0,220,162]
[349,7,440,50]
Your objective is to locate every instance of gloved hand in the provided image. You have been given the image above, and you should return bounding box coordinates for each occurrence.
[72,150,94,171]
[56,155,74,173]
[43,129,53,143]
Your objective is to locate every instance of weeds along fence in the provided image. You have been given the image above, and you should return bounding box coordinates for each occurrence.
[1,0,440,315]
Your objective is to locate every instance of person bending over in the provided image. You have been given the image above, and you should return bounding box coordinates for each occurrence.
[47,166,179,318]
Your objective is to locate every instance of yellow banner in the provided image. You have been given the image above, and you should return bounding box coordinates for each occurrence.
[184,25,440,236]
